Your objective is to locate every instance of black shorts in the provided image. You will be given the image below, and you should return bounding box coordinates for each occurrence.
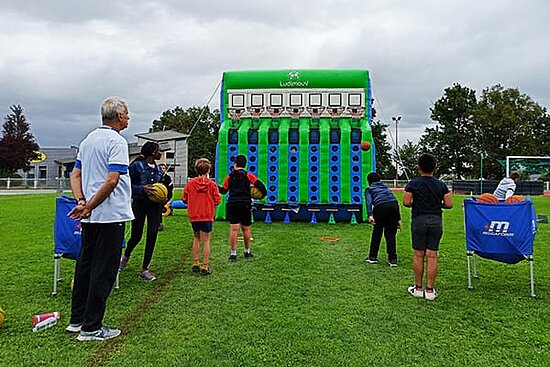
[411,215,443,251]
[191,221,213,233]
[226,203,252,226]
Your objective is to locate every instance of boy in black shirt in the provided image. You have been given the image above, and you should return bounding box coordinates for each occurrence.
[219,155,266,261]
[403,153,452,300]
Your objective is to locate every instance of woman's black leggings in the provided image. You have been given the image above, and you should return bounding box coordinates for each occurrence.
[124,199,162,270]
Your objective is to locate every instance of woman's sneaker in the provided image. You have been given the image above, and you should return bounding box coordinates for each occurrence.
[407,285,424,298]
[77,326,121,341]
[365,257,378,264]
[424,288,438,301]
[139,270,156,281]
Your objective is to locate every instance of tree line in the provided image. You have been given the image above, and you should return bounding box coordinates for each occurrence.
[2,83,549,181]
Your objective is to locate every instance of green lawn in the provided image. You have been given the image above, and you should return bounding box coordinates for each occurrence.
[1,192,549,367]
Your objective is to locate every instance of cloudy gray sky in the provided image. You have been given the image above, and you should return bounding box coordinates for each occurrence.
[1,0,548,149]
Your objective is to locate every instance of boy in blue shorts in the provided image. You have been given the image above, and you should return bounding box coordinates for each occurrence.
[403,153,453,300]
[182,158,221,275]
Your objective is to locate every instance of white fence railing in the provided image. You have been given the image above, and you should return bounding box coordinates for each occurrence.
[0,177,71,191]
[1,177,548,192]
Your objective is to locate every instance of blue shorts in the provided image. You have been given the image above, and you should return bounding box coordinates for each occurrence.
[411,215,443,251]
[191,221,213,233]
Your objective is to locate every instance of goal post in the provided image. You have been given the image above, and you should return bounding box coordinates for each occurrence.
[505,156,550,176]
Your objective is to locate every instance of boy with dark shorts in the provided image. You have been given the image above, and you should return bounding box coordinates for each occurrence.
[219,155,266,262]
[364,172,401,267]
[182,158,221,275]
[403,153,453,300]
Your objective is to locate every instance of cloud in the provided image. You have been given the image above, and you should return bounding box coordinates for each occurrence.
[0,0,549,147]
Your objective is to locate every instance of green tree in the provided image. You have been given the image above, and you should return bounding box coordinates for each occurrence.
[151,106,220,177]
[419,83,477,178]
[474,85,549,177]
[396,140,421,179]
[0,105,39,177]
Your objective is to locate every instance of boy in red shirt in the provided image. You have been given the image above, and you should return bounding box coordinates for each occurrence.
[182,158,221,275]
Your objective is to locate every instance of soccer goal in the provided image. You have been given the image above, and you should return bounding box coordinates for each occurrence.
[505,156,550,176]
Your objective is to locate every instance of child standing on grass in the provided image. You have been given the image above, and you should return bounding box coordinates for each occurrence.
[403,153,453,301]
[364,172,401,267]
[182,158,221,276]
[218,154,266,262]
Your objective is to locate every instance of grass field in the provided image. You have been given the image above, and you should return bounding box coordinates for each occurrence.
[0,192,549,367]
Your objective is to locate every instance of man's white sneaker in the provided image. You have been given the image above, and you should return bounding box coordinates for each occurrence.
[65,323,82,333]
[424,289,438,301]
[407,285,424,298]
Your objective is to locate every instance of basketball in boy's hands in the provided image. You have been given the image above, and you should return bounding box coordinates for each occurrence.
[148,183,168,203]
[360,141,371,151]
[251,187,265,200]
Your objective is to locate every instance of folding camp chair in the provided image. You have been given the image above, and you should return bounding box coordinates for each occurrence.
[52,196,120,296]
[464,197,538,298]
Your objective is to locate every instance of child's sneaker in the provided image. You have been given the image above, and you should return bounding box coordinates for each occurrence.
[244,251,254,259]
[229,254,237,262]
[200,267,213,276]
[424,288,438,301]
[365,257,378,264]
[139,270,156,281]
[408,285,424,298]
[389,259,398,267]
[191,265,200,273]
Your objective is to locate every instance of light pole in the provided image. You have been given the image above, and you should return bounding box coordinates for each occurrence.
[480,152,486,194]
[392,116,401,186]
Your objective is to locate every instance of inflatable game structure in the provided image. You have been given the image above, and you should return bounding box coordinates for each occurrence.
[215,70,375,223]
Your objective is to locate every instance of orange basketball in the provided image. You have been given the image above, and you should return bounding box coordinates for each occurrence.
[505,195,525,204]
[476,193,498,204]
[360,141,371,151]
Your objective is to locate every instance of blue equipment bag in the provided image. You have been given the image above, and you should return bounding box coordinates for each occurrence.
[464,197,537,264]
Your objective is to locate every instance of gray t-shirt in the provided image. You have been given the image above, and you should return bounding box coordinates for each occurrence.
[76,126,134,223]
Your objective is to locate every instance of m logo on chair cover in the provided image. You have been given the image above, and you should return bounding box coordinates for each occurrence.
[483,221,512,236]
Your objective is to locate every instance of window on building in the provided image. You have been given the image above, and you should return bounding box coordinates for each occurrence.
[166,152,175,159]
[27,166,35,179]
[39,166,47,179]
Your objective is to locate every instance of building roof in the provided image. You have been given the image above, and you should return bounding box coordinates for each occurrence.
[135,130,188,142]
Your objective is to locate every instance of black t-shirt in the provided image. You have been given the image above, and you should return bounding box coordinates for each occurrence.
[405,176,449,217]
[227,169,251,204]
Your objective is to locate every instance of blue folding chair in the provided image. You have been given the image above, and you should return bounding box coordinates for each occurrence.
[52,196,120,296]
[464,197,538,298]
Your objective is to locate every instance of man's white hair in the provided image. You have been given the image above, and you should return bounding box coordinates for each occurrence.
[101,96,128,121]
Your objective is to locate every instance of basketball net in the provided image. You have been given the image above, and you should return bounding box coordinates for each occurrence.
[307,106,325,119]
[347,107,365,119]
[328,107,345,119]
[287,107,304,120]
[247,107,264,119]
[267,106,283,119]
[228,108,244,121]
